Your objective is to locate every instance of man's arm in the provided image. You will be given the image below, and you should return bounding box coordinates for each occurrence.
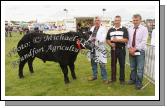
[111,38,128,43]
[106,40,112,47]
[106,28,115,48]
[112,27,129,43]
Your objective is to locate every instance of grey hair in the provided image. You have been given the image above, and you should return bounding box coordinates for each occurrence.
[132,14,142,20]
[94,16,102,21]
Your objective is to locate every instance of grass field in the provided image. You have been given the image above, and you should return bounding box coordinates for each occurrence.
[5,31,155,96]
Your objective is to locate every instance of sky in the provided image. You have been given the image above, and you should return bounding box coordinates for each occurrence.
[5,4,155,22]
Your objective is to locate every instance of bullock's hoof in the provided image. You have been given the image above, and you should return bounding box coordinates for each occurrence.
[30,71,34,73]
[30,72,34,75]
[65,81,70,84]
[19,76,24,79]
[73,77,77,80]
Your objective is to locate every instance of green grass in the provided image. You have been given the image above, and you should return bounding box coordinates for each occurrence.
[5,32,155,96]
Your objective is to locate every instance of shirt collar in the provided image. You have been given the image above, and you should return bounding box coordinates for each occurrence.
[113,25,122,29]
[133,24,142,29]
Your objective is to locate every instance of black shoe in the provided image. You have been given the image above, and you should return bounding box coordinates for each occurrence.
[108,80,116,83]
[120,81,125,85]
[88,77,97,81]
[127,80,135,85]
[135,85,143,90]
[103,80,109,84]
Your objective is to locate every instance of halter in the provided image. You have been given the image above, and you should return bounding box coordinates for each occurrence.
[76,39,81,49]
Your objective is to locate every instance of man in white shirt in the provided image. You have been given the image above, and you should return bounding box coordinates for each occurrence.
[127,14,148,90]
[87,16,108,84]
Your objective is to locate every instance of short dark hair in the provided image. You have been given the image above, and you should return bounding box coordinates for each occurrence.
[115,15,121,18]
[133,14,142,20]
[115,15,121,20]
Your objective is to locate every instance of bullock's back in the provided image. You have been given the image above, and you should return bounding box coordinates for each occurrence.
[17,31,79,64]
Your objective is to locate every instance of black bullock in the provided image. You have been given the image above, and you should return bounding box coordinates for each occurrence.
[17,30,91,84]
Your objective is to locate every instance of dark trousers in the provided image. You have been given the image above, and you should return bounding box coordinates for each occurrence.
[111,47,126,82]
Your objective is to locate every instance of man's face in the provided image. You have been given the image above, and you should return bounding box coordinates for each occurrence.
[114,17,121,25]
[132,17,141,27]
[95,18,101,27]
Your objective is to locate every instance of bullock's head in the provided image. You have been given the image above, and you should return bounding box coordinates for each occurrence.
[76,27,92,49]
[77,27,92,41]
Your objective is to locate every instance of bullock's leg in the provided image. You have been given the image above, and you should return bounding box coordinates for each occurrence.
[28,58,35,74]
[60,64,70,84]
[19,60,27,78]
[69,63,77,80]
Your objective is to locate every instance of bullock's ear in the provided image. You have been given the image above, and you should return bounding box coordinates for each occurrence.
[75,32,81,38]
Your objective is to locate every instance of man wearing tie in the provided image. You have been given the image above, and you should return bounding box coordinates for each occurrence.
[127,14,148,90]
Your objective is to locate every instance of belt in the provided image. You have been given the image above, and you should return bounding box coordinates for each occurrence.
[115,46,125,50]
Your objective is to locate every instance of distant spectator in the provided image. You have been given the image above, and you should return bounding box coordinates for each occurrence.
[151,29,155,46]
[34,27,41,33]
[5,26,9,37]
[19,27,23,35]
[8,26,13,37]
[77,23,82,32]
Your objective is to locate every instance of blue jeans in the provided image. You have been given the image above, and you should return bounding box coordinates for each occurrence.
[91,59,107,80]
[129,50,145,86]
